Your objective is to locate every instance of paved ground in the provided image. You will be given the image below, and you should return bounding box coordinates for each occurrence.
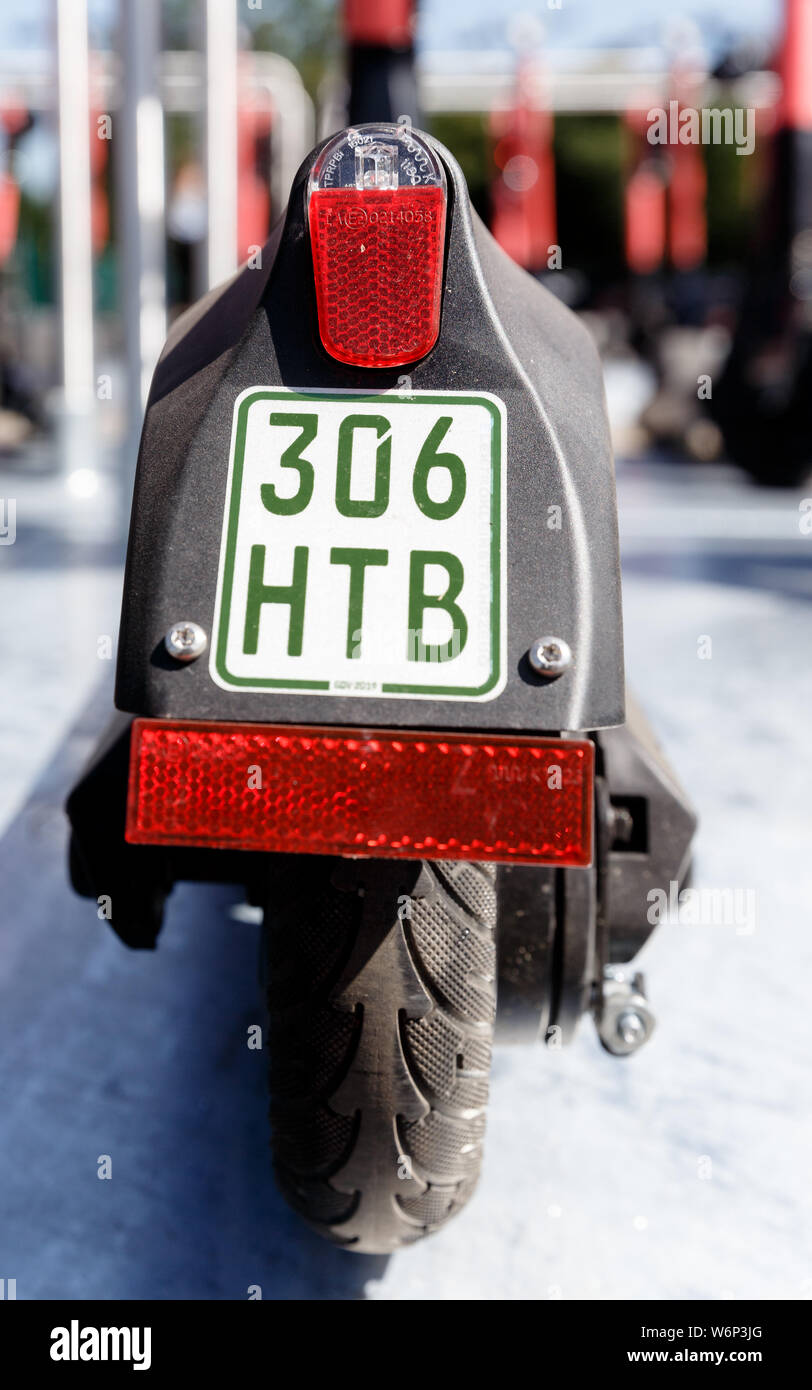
[1,443,810,1300]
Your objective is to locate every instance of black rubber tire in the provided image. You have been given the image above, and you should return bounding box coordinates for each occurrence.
[263,855,497,1253]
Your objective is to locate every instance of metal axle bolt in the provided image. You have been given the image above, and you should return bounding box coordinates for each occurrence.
[595,967,655,1057]
[165,621,207,662]
[617,1010,647,1046]
[528,636,572,679]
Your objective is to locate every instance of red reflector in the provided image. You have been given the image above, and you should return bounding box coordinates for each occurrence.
[307,125,447,368]
[126,721,593,867]
[309,186,445,367]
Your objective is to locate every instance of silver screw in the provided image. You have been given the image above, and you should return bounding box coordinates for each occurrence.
[617,1010,647,1046]
[595,966,655,1057]
[528,636,572,678]
[165,621,207,662]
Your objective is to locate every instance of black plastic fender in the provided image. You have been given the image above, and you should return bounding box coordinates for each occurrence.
[114,132,624,735]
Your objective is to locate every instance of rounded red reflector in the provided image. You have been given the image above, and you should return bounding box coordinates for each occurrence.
[126,720,593,867]
[308,125,447,369]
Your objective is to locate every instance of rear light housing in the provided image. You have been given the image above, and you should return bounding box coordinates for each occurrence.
[126,720,593,867]
[307,124,446,369]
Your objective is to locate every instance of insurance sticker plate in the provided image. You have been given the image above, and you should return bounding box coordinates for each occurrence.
[211,388,506,700]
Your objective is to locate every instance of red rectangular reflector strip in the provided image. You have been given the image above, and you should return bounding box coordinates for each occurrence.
[126,721,593,867]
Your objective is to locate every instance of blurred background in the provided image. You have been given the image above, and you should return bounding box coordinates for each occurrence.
[0,0,808,478]
[1,0,811,1302]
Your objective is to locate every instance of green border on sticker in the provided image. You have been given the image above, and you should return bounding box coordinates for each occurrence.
[214,389,503,697]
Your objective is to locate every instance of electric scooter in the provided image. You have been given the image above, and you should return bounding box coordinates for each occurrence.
[68,122,696,1253]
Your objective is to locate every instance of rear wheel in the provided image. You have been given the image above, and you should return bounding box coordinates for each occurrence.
[263,856,497,1253]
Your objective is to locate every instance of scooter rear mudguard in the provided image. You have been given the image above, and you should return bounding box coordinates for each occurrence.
[114,131,624,734]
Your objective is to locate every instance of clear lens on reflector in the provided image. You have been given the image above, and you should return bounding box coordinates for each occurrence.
[307,124,447,368]
[126,720,593,867]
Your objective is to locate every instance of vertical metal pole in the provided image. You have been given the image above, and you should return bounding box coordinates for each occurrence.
[204,0,239,288]
[56,0,94,424]
[118,0,167,476]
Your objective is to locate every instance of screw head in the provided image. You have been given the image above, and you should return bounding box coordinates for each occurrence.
[617,1010,647,1047]
[596,966,655,1056]
[165,621,207,662]
[528,636,572,678]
